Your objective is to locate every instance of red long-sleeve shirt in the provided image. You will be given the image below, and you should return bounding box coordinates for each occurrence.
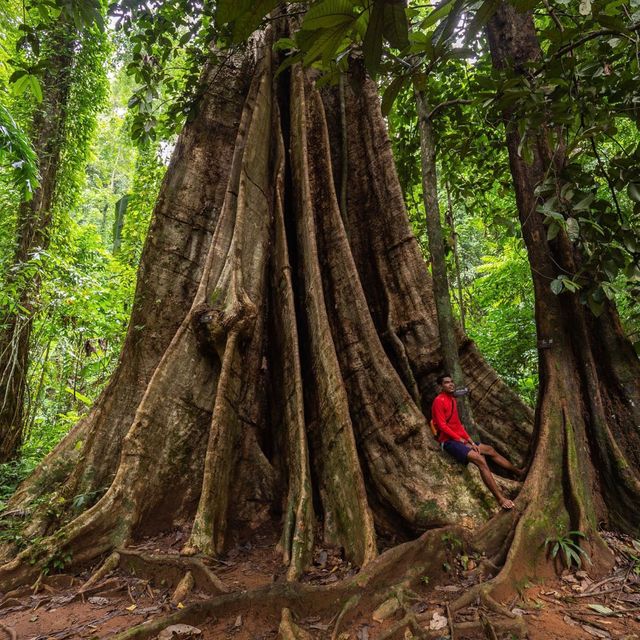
[431,392,470,444]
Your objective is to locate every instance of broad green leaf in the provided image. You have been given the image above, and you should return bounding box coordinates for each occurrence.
[550,278,563,294]
[363,2,385,77]
[65,386,92,407]
[216,0,281,43]
[547,222,560,241]
[628,182,640,203]
[28,75,43,102]
[382,2,409,49]
[432,0,464,50]
[381,75,408,116]
[420,0,456,30]
[302,0,355,31]
[302,23,351,66]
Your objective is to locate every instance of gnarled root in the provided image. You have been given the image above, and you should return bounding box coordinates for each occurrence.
[277,608,313,640]
[0,623,17,640]
[81,550,120,592]
[110,528,451,640]
[116,549,228,594]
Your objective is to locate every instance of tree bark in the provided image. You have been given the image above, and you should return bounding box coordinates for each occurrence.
[320,71,533,466]
[0,28,534,590]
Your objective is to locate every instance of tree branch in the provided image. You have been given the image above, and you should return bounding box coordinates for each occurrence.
[428,98,472,119]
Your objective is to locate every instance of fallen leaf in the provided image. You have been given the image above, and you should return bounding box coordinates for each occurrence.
[126,604,137,611]
[158,624,202,639]
[356,625,369,640]
[411,601,428,614]
[177,602,185,609]
[588,604,614,616]
[429,611,448,631]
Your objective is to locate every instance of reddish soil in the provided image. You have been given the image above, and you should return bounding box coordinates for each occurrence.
[1,528,639,639]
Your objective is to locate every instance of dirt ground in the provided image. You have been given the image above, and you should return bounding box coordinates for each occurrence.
[1,528,639,640]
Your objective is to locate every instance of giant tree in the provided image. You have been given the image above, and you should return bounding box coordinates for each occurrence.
[3,2,638,636]
[0,16,532,602]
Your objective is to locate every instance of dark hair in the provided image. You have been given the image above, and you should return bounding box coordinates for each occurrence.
[437,373,452,385]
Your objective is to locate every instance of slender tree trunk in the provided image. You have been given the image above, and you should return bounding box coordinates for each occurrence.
[414,87,474,427]
[445,183,466,333]
[0,27,74,462]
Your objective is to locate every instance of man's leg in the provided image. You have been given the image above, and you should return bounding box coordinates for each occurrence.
[477,444,524,478]
[467,450,514,509]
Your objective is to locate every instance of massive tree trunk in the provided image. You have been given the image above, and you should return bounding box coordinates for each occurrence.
[0,29,533,590]
[0,26,74,463]
[467,1,640,599]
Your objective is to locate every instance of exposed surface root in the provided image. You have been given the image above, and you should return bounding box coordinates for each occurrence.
[116,548,228,593]
[170,570,195,604]
[450,579,517,618]
[0,623,16,640]
[277,608,313,640]
[108,528,450,639]
[81,550,120,592]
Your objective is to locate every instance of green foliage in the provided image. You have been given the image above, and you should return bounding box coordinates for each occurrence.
[544,530,590,569]
[0,102,39,199]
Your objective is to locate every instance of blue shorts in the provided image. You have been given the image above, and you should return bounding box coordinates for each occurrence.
[442,440,478,464]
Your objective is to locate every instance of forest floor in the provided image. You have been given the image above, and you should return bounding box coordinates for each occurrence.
[1,526,639,640]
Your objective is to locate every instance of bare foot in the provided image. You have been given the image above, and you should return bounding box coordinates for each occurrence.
[500,498,514,510]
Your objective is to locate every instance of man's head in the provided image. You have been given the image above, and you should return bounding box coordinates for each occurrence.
[437,374,456,394]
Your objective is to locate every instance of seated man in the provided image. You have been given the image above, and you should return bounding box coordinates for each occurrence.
[432,373,523,510]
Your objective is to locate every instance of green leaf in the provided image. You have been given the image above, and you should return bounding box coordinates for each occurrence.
[550,279,563,294]
[64,387,92,407]
[302,23,350,66]
[381,75,408,116]
[28,75,43,102]
[432,0,464,50]
[363,1,385,77]
[382,2,409,49]
[216,0,281,42]
[420,0,456,30]
[302,0,355,30]
[628,182,640,203]
[547,222,560,241]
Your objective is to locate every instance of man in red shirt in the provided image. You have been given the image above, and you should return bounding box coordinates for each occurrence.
[432,374,523,510]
